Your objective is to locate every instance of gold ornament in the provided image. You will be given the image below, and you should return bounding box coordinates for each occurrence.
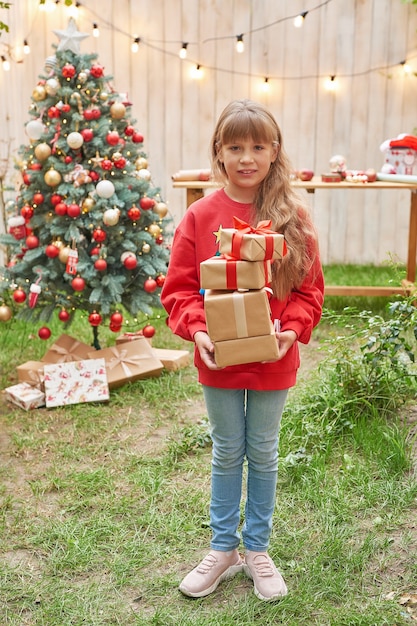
[32,85,46,101]
[100,91,108,101]
[34,142,52,161]
[135,156,148,170]
[148,224,161,238]
[142,243,151,254]
[78,71,88,84]
[0,304,12,322]
[110,102,126,119]
[44,168,62,187]
[53,239,64,249]
[155,201,168,218]
[59,246,72,263]
[82,197,95,212]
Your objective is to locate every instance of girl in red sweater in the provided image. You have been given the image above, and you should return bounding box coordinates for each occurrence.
[161,99,324,602]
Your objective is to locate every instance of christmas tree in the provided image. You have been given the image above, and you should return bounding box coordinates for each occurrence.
[0,19,171,345]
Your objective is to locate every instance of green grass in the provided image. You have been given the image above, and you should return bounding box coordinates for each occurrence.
[0,264,416,625]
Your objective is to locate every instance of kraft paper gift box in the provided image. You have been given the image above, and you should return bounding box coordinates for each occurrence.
[89,337,164,389]
[5,382,46,410]
[152,348,191,371]
[200,256,271,290]
[41,333,93,364]
[214,329,279,368]
[116,331,152,346]
[43,358,109,408]
[219,218,286,262]
[16,360,45,388]
[204,288,273,342]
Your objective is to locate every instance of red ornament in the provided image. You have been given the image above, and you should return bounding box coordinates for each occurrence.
[90,246,101,256]
[23,173,31,185]
[45,243,60,258]
[144,278,157,293]
[123,255,137,270]
[109,322,122,333]
[101,159,113,171]
[106,131,120,146]
[124,125,134,136]
[132,132,144,143]
[142,324,156,338]
[94,258,107,271]
[48,106,61,119]
[127,206,141,221]
[61,103,71,113]
[88,311,102,326]
[156,274,166,287]
[33,193,44,205]
[55,202,68,216]
[93,228,107,243]
[89,170,99,182]
[64,156,73,164]
[71,276,86,291]
[114,157,126,169]
[62,63,76,78]
[90,64,104,78]
[110,311,123,326]
[28,163,42,170]
[21,204,34,220]
[51,194,62,206]
[58,308,70,322]
[67,203,81,218]
[13,288,26,304]
[140,196,155,210]
[81,128,94,142]
[155,235,164,245]
[26,234,39,249]
[38,326,51,340]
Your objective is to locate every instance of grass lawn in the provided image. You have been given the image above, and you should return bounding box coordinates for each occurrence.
[0,264,416,625]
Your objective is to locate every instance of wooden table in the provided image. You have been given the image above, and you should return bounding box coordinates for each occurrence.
[173,177,417,297]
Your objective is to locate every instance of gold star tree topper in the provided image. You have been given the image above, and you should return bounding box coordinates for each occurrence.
[53,18,89,54]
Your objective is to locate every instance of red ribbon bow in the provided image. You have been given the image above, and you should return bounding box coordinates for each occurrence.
[230,217,286,260]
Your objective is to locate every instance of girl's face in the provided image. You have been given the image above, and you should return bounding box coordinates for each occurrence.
[218,137,278,202]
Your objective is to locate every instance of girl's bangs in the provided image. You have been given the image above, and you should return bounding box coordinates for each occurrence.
[220,111,275,144]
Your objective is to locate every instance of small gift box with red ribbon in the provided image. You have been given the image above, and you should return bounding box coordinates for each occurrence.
[204,288,273,342]
[43,358,109,408]
[219,217,286,262]
[5,382,46,411]
[200,255,271,290]
[41,333,93,364]
[89,337,163,389]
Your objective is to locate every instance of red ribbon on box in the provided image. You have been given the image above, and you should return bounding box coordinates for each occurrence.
[219,253,270,289]
[230,217,286,260]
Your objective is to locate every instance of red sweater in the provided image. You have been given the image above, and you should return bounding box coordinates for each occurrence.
[160,189,324,390]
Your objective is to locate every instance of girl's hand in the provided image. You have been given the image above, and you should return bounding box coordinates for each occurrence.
[276,329,297,361]
[194,331,222,370]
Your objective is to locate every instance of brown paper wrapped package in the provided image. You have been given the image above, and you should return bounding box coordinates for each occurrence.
[219,228,285,261]
[200,256,271,290]
[214,329,279,368]
[41,333,93,363]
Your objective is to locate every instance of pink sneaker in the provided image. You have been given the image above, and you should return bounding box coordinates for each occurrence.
[244,551,288,601]
[179,550,243,598]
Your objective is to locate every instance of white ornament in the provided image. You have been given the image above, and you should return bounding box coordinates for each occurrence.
[53,18,89,54]
[67,131,84,149]
[26,120,45,140]
[46,78,60,95]
[103,208,120,226]
[96,180,115,198]
[137,168,151,181]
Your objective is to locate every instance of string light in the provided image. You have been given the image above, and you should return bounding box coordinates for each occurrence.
[262,77,270,92]
[179,42,188,59]
[1,55,10,71]
[92,23,100,38]
[67,1,81,18]
[401,60,412,74]
[236,34,244,53]
[39,0,58,12]
[23,39,30,55]
[325,75,336,91]
[294,11,308,28]
[191,64,203,79]
[131,37,140,53]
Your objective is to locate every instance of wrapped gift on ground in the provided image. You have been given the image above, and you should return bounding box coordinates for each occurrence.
[43,358,109,408]
[116,331,152,346]
[200,256,271,290]
[152,348,191,371]
[89,337,163,389]
[41,333,93,363]
[5,382,45,410]
[204,288,272,342]
[219,217,285,262]
[16,360,45,388]
[214,329,279,368]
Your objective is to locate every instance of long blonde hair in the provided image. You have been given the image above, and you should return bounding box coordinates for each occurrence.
[210,99,319,300]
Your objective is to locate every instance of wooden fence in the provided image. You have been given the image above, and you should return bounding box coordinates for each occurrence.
[1,0,417,267]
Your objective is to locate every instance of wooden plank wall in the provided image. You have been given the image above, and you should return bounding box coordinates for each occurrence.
[1,0,417,267]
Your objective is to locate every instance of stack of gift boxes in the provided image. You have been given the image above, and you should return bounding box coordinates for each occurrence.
[4,332,190,410]
[201,217,286,367]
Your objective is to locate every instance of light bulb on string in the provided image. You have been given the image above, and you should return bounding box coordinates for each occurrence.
[1,55,10,71]
[131,36,140,53]
[191,64,203,79]
[325,75,337,91]
[39,0,58,12]
[262,77,270,92]
[179,42,188,59]
[400,60,412,75]
[23,39,30,55]
[236,34,244,53]
[92,23,100,38]
[67,1,81,18]
[294,11,308,28]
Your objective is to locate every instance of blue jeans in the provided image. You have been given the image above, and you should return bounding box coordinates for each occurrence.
[202,386,288,553]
